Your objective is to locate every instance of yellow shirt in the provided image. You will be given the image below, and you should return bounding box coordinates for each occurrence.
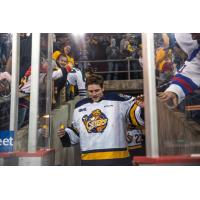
[67,55,74,65]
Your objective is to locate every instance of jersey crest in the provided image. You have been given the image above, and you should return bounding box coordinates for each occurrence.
[82,109,108,133]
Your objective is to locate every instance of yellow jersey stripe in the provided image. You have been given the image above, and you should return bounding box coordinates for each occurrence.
[81,150,129,160]
[128,145,143,150]
[70,85,75,93]
[129,103,139,127]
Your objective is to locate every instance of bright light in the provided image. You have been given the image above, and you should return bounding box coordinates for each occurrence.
[42,115,49,118]
[72,33,85,37]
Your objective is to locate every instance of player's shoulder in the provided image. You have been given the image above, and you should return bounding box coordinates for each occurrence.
[103,92,133,102]
[75,98,91,108]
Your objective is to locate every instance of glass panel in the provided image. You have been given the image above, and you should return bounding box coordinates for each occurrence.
[37,33,50,149]
[0,33,13,153]
[18,33,32,132]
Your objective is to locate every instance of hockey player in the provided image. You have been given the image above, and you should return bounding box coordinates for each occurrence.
[126,95,145,164]
[126,126,145,164]
[159,33,200,108]
[57,74,144,166]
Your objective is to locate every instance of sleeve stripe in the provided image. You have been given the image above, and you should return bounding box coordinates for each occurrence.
[129,103,139,127]
[172,74,198,95]
[65,127,80,145]
[175,73,198,90]
[68,126,79,137]
[135,106,145,127]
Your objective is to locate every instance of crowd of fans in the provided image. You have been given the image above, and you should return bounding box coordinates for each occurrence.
[154,33,187,82]
[54,33,142,61]
[53,33,143,80]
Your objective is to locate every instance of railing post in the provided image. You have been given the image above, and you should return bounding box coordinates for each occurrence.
[142,33,159,157]
[83,61,87,70]
[10,33,20,132]
[28,33,41,152]
[46,33,53,148]
[127,57,131,80]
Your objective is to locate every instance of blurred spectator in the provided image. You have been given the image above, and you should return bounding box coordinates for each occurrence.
[66,62,87,99]
[120,34,127,56]
[127,35,138,58]
[106,38,120,80]
[6,33,48,80]
[155,47,173,81]
[88,35,98,60]
[63,45,75,66]
[76,42,89,71]
[0,34,12,71]
[78,42,89,61]
[18,58,48,128]
[5,34,31,80]
[53,33,68,52]
[52,51,68,106]
[122,34,132,58]
[115,33,122,48]
[96,35,107,60]
[155,33,175,82]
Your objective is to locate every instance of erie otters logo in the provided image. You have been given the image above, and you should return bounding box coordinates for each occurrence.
[82,109,108,133]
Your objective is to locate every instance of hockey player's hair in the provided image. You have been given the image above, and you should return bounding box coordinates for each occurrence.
[86,74,104,88]
[85,66,96,75]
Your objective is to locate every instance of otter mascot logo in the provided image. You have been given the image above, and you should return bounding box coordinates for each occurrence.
[82,109,108,133]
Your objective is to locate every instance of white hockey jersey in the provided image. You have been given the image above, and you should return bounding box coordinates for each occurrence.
[67,68,87,98]
[126,129,143,149]
[63,93,144,166]
[166,33,200,103]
